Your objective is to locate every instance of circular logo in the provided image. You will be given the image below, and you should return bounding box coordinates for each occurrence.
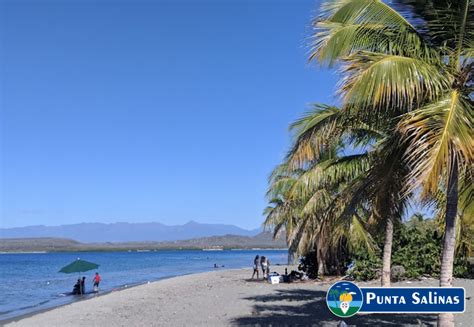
[326,281,363,318]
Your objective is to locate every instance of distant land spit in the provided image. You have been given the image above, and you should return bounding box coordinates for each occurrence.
[0,232,287,252]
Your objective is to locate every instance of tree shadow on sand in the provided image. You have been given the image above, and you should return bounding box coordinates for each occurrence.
[232,289,437,326]
[244,279,269,283]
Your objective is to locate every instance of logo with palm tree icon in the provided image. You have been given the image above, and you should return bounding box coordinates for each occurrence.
[326,281,363,318]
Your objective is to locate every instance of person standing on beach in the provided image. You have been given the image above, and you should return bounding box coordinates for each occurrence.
[260,256,268,280]
[93,272,101,291]
[251,255,260,279]
[80,277,86,294]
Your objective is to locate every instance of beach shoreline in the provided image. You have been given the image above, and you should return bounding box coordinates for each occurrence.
[0,279,150,325]
[3,267,473,326]
[0,269,229,325]
[0,249,289,323]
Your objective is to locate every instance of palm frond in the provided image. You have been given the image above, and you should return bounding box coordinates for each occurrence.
[392,0,474,54]
[309,0,437,66]
[301,189,332,216]
[341,52,451,112]
[286,153,371,203]
[330,213,377,253]
[287,104,342,167]
[320,0,415,29]
[398,91,473,196]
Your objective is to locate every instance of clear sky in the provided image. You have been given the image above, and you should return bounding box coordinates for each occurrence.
[0,0,340,229]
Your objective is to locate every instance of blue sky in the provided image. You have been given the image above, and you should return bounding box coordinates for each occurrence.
[1,0,341,229]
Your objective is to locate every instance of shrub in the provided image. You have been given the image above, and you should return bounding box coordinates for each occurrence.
[348,248,381,281]
[348,218,473,281]
[391,220,442,279]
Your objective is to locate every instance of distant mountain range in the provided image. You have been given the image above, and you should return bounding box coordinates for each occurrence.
[0,221,262,243]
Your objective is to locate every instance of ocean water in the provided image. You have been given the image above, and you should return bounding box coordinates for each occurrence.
[0,249,287,321]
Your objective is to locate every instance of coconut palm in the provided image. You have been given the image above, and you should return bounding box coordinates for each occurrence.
[263,164,307,265]
[266,104,413,278]
[309,1,473,324]
[265,169,365,274]
[307,1,445,285]
[264,149,347,272]
[285,102,412,286]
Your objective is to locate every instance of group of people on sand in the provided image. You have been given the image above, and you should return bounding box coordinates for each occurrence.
[72,272,101,295]
[251,255,270,280]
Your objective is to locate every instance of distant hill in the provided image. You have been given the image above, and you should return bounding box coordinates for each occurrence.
[0,232,287,252]
[0,221,262,243]
[0,237,82,252]
[158,232,286,250]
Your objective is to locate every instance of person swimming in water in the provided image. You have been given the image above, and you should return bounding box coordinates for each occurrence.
[72,278,81,295]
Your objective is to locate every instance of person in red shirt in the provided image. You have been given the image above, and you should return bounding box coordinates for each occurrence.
[93,272,101,291]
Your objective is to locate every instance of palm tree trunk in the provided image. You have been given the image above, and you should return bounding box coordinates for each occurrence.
[288,247,297,265]
[317,247,326,276]
[438,158,458,327]
[381,215,394,287]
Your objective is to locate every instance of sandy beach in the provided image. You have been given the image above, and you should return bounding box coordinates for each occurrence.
[4,266,473,327]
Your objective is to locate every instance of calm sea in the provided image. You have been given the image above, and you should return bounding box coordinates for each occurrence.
[0,249,287,321]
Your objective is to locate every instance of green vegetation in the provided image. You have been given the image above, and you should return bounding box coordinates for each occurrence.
[264,1,472,325]
[348,217,473,281]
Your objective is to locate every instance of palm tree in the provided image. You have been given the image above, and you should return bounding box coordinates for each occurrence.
[432,167,474,267]
[309,1,473,324]
[263,164,308,265]
[286,104,412,286]
[266,104,411,279]
[264,148,348,273]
